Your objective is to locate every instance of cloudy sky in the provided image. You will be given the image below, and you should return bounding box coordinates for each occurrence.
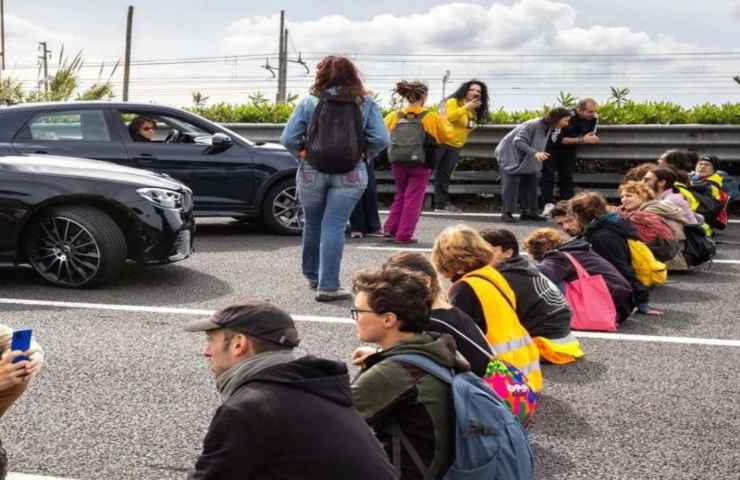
[4,0,740,109]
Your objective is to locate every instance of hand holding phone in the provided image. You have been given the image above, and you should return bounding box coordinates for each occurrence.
[11,329,32,363]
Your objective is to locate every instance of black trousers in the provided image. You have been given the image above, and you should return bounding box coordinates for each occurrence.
[349,159,381,233]
[433,145,462,209]
[501,172,539,214]
[539,151,576,206]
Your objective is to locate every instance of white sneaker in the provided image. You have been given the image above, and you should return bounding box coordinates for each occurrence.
[542,203,555,217]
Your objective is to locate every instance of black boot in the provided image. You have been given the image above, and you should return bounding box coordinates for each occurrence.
[501,212,518,223]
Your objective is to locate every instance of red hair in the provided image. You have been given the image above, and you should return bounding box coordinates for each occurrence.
[310,55,366,98]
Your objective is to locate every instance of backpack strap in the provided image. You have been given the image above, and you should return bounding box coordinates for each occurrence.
[429,316,494,358]
[385,353,452,480]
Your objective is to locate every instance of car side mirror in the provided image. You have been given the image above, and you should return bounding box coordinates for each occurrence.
[206,133,233,154]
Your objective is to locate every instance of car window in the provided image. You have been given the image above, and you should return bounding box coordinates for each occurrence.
[122,111,213,144]
[29,110,111,142]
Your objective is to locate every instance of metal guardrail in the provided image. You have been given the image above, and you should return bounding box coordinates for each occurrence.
[224,123,740,166]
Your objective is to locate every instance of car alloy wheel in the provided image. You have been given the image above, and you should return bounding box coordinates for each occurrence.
[271,184,303,233]
[27,216,102,287]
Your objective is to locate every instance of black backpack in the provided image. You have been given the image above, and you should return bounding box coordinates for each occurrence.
[683,223,716,266]
[305,91,365,174]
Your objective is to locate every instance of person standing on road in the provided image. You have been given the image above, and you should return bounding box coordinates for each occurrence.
[495,108,573,223]
[540,98,600,216]
[433,80,489,212]
[281,56,390,302]
[186,302,398,480]
[383,80,452,244]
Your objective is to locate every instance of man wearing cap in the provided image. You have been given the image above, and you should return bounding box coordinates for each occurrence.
[186,302,397,480]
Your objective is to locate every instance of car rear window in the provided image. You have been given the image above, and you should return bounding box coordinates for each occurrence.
[29,110,111,142]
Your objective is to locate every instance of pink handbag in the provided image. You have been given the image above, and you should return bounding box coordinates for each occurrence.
[562,252,618,332]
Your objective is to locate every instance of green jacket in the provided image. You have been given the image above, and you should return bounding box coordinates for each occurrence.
[351,333,469,480]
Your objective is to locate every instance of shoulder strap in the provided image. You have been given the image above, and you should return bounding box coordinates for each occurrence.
[388,353,454,384]
[465,274,515,310]
[429,316,494,357]
[561,252,590,279]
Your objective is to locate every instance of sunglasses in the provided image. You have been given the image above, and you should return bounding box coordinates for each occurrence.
[350,308,375,321]
[141,126,155,131]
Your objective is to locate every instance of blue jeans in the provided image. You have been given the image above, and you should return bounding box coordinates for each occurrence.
[297,162,368,291]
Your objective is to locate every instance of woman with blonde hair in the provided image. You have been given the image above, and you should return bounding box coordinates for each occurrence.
[431,225,542,391]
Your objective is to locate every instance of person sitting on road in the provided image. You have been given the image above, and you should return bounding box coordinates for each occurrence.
[615,181,685,269]
[548,201,582,237]
[0,324,44,479]
[568,192,663,316]
[622,162,657,183]
[657,149,695,184]
[479,228,583,364]
[495,108,573,223]
[377,252,492,377]
[644,167,700,225]
[129,116,157,142]
[185,302,397,480]
[431,225,543,391]
[350,267,468,480]
[523,228,635,323]
[691,154,739,202]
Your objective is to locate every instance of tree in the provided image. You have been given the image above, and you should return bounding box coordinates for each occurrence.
[556,91,578,108]
[609,86,631,107]
[192,91,209,108]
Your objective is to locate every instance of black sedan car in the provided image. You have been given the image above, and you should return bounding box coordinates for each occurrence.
[0,154,194,287]
[0,101,301,234]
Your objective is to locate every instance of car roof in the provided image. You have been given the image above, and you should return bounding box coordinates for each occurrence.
[0,101,185,113]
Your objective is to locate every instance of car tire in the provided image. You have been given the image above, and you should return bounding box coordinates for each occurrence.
[261,177,303,235]
[24,206,128,288]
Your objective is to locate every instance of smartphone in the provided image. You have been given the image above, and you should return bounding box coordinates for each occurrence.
[10,329,32,363]
[592,116,599,135]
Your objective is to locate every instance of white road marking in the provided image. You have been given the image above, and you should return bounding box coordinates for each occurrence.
[713,259,740,264]
[9,474,75,480]
[380,209,740,224]
[2,298,740,348]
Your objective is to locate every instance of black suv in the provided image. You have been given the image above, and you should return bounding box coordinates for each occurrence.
[0,102,301,234]
[0,154,194,287]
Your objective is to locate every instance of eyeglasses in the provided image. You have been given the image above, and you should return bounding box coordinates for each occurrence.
[350,308,375,321]
[141,126,155,131]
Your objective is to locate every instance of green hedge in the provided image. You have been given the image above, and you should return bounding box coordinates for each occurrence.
[191,100,740,125]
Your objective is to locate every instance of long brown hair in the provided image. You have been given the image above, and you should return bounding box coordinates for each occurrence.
[310,55,366,98]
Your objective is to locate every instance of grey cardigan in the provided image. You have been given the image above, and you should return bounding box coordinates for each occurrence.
[495,118,552,175]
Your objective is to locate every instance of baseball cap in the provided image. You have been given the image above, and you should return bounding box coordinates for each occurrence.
[699,154,720,171]
[184,302,300,348]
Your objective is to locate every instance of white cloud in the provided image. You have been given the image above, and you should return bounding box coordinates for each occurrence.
[222,0,690,56]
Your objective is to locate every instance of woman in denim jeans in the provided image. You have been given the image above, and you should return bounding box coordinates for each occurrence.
[281,56,390,302]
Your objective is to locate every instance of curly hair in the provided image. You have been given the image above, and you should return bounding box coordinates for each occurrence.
[619,180,656,203]
[568,191,608,226]
[310,55,366,98]
[382,252,441,301]
[623,162,657,182]
[448,79,490,123]
[523,228,565,261]
[352,267,431,333]
[431,225,494,280]
[394,80,429,103]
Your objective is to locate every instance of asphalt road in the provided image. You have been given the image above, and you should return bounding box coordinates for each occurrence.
[1,213,739,480]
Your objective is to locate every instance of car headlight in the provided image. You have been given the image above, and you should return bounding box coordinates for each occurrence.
[137,188,184,209]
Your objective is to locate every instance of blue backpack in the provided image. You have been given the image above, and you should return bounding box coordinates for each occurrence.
[389,353,534,480]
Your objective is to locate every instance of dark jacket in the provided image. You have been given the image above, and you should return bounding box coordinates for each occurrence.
[191,356,397,480]
[537,237,635,322]
[550,112,596,159]
[584,213,649,307]
[497,255,572,339]
[352,334,469,480]
[430,306,491,377]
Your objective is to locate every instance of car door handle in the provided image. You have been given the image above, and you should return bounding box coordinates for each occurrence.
[34,150,48,154]
[134,154,157,164]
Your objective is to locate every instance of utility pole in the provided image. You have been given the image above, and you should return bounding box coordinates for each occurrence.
[38,42,51,94]
[123,6,134,101]
[276,10,286,104]
[1,0,6,72]
[279,28,289,103]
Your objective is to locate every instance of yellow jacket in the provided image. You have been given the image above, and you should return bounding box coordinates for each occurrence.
[460,266,543,392]
[384,106,452,144]
[443,98,475,148]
